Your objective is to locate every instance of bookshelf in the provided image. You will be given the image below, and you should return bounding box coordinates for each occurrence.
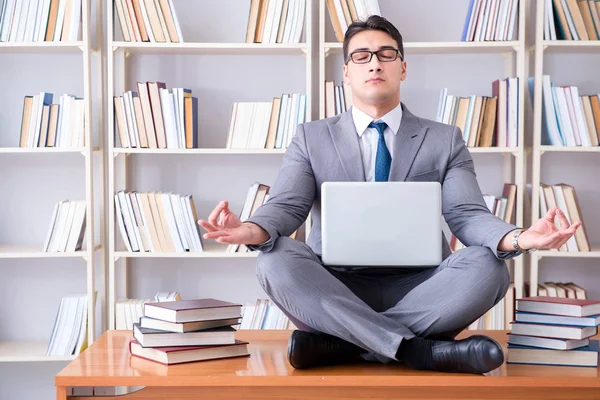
[529,0,600,296]
[319,0,527,302]
[0,0,98,362]
[105,0,315,329]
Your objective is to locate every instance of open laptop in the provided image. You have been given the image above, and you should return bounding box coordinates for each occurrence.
[321,181,442,267]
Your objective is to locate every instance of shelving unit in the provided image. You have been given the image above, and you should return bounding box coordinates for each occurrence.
[105,0,315,329]
[529,0,600,296]
[318,0,527,300]
[0,0,98,362]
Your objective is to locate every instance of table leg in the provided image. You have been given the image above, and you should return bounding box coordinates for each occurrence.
[56,386,67,400]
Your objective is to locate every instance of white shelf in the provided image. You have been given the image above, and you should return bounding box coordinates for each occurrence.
[324,41,521,55]
[0,42,85,53]
[112,42,307,55]
[0,244,98,259]
[468,147,520,154]
[0,340,76,362]
[535,248,600,259]
[540,146,600,153]
[112,148,287,155]
[543,40,600,53]
[0,147,88,154]
[114,243,257,259]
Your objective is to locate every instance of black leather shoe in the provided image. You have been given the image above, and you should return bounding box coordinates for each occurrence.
[287,330,365,369]
[431,334,504,374]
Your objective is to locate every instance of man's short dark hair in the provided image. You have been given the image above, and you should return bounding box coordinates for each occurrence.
[343,15,404,64]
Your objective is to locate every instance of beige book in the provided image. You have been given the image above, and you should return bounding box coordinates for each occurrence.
[478,97,497,147]
[540,184,568,251]
[581,95,599,146]
[276,0,289,43]
[147,192,170,252]
[556,282,577,298]
[184,96,194,149]
[326,0,345,42]
[587,0,600,37]
[556,183,591,252]
[45,0,61,41]
[246,0,261,43]
[565,0,590,39]
[577,0,598,39]
[142,0,166,42]
[19,96,33,148]
[502,183,517,224]
[122,0,140,42]
[133,95,149,148]
[564,282,587,299]
[157,0,179,42]
[129,193,150,252]
[138,193,162,252]
[504,282,515,328]
[147,82,167,148]
[47,104,59,147]
[454,97,470,140]
[265,98,281,149]
[325,81,335,118]
[39,105,51,147]
[346,0,358,21]
[467,96,483,148]
[131,0,149,41]
[114,96,130,147]
[137,82,158,148]
[154,192,176,252]
[591,95,600,143]
[255,0,270,43]
[553,0,573,39]
[153,0,172,43]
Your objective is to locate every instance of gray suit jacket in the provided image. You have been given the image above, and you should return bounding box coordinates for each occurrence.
[247,103,521,261]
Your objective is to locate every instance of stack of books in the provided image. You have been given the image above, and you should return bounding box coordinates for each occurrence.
[129,298,250,365]
[507,296,600,367]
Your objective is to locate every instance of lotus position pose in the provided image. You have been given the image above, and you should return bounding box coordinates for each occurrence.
[199,16,580,374]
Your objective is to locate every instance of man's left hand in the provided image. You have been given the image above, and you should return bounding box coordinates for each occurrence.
[518,207,582,251]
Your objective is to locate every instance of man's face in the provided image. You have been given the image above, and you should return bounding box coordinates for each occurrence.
[343,30,406,105]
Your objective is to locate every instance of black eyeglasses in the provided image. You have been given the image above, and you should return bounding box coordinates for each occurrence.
[347,48,403,64]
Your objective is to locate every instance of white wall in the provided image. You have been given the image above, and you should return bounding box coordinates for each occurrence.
[1,0,599,398]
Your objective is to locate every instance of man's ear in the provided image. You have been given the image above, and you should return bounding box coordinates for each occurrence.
[400,60,407,81]
[343,64,350,85]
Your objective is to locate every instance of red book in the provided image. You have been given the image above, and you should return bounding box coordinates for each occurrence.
[516,296,600,317]
[144,298,242,323]
[129,339,249,365]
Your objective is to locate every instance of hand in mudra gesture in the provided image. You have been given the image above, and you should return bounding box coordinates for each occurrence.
[518,207,581,251]
[197,200,269,245]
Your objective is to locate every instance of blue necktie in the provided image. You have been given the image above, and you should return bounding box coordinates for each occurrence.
[369,121,392,182]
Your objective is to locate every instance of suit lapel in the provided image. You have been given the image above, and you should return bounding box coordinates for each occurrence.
[329,110,366,181]
[389,104,428,182]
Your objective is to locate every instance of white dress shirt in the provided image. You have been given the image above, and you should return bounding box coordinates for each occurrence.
[351,103,403,182]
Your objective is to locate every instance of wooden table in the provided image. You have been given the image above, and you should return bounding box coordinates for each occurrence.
[56,330,600,399]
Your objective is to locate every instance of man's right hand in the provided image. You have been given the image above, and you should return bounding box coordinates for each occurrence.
[197,200,270,245]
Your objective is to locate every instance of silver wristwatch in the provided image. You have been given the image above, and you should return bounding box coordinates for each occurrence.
[512,229,536,254]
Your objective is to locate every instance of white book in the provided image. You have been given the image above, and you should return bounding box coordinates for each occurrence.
[333,0,347,34]
[486,0,499,41]
[364,0,381,16]
[182,196,203,252]
[474,0,490,41]
[134,192,156,252]
[53,0,68,41]
[226,102,238,148]
[126,192,146,252]
[436,88,448,122]
[36,0,51,41]
[285,93,300,147]
[26,0,41,41]
[161,193,184,252]
[116,191,139,252]
[551,185,579,251]
[138,0,155,42]
[562,87,582,146]
[281,0,295,44]
[15,0,31,42]
[268,0,284,43]
[43,201,62,252]
[8,0,23,42]
[274,94,289,148]
[169,193,191,251]
[167,0,183,41]
[571,87,592,147]
[541,75,563,145]
[47,297,66,355]
[124,92,139,148]
[65,200,86,252]
[159,88,179,148]
[231,102,254,149]
[68,0,81,41]
[0,0,16,41]
[507,77,518,147]
[552,86,576,146]
[353,0,368,20]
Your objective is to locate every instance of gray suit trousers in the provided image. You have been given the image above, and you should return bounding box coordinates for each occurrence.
[256,237,510,363]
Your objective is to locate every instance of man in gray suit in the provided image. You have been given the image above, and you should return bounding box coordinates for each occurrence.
[199,16,580,374]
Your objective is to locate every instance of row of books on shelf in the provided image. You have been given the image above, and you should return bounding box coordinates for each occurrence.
[116,291,182,330]
[43,200,86,252]
[525,281,588,299]
[325,80,353,118]
[46,292,95,356]
[115,0,182,43]
[115,190,203,253]
[462,0,520,41]
[19,92,85,148]
[0,0,81,43]
[437,77,520,148]
[545,0,600,40]
[537,75,600,147]
[129,298,251,365]
[114,82,198,149]
[226,94,306,150]
[246,0,306,44]
[326,0,381,42]
[540,183,590,252]
[506,296,599,367]
[451,183,517,252]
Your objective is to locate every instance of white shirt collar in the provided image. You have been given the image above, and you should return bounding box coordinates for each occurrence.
[351,102,403,137]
